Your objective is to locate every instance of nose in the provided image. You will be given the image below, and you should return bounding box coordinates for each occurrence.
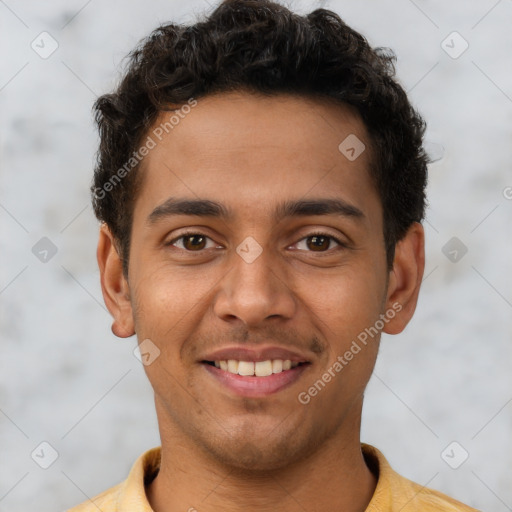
[213,241,297,328]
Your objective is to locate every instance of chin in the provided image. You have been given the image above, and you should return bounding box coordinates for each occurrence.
[213,444,298,472]
[200,429,314,473]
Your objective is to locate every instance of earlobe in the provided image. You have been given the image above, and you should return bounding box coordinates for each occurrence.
[383,222,425,335]
[97,223,135,338]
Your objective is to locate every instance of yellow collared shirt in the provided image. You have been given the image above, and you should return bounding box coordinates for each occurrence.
[67,444,479,511]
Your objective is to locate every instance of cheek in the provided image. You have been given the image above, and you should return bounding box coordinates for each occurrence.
[306,263,385,336]
[299,271,382,410]
[131,262,212,334]
[300,265,385,399]
[131,270,202,405]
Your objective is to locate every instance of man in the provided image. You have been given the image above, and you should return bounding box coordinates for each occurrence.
[69,0,478,510]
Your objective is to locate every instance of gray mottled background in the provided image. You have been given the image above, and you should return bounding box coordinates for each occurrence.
[1,1,511,511]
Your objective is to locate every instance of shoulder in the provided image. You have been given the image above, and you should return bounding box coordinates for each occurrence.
[362,444,480,512]
[66,446,161,512]
[393,472,480,511]
[66,481,123,511]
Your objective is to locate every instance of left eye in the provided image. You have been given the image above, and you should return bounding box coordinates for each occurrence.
[294,233,343,252]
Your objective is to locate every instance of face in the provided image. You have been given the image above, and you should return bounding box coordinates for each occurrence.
[99,91,424,471]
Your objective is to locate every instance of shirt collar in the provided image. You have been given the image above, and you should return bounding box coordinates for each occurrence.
[115,443,441,511]
[116,446,160,511]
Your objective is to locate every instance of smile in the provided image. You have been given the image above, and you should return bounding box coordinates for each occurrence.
[202,360,311,397]
[205,359,304,376]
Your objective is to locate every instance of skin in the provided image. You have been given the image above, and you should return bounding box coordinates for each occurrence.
[97,91,425,512]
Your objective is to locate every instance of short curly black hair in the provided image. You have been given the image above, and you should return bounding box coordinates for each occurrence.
[91,0,428,278]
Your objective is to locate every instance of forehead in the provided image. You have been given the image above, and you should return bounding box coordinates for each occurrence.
[147,92,370,161]
[133,91,380,227]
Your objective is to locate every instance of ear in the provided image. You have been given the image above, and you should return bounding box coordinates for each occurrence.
[383,222,425,335]
[97,223,135,338]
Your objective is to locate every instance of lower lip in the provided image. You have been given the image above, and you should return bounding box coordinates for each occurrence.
[202,363,309,397]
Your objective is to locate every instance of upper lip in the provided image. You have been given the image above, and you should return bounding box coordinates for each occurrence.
[201,345,312,363]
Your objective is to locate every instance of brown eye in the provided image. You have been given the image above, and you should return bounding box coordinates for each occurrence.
[168,232,215,251]
[295,233,343,252]
[182,234,207,250]
[307,235,331,251]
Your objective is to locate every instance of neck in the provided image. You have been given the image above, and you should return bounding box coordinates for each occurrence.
[146,401,377,512]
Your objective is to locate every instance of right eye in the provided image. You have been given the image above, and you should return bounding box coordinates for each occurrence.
[165,232,220,252]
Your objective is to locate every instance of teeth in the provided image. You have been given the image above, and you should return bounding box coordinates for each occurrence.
[227,359,239,373]
[214,359,300,377]
[255,360,273,377]
[237,361,254,376]
[272,359,283,373]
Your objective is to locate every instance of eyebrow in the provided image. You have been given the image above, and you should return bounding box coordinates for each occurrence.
[146,197,365,225]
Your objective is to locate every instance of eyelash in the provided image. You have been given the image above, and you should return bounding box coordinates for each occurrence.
[166,230,346,253]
